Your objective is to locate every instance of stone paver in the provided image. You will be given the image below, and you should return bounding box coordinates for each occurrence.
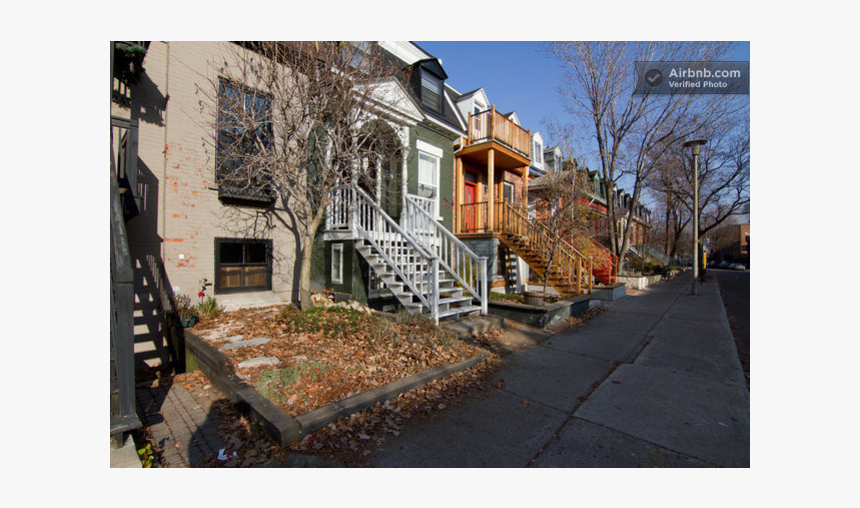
[219,337,272,351]
[237,357,280,369]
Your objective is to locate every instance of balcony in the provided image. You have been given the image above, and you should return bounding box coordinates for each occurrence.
[467,107,530,158]
[457,106,531,171]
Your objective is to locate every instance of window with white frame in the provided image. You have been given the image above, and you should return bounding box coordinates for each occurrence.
[418,151,440,212]
[331,243,343,284]
[533,140,543,165]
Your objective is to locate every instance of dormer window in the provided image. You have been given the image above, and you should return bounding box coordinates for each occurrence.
[421,70,442,112]
[533,141,543,165]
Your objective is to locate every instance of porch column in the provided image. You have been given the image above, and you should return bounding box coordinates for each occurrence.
[401,143,408,215]
[487,148,495,232]
[523,166,529,208]
[456,157,463,233]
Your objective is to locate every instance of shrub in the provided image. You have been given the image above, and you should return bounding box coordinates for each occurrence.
[174,294,197,319]
[197,296,222,320]
[278,305,368,338]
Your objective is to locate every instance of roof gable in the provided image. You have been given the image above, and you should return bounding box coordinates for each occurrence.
[354,76,425,124]
[415,58,448,80]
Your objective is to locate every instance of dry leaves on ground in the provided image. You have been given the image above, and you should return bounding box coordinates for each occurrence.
[566,305,606,326]
[191,305,489,417]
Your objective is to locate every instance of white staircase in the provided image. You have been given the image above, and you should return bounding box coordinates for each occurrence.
[327,184,488,323]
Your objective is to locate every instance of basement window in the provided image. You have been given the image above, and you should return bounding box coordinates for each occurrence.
[215,238,272,294]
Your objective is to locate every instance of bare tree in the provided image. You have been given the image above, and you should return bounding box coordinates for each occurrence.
[655,123,750,244]
[529,160,591,296]
[648,169,692,260]
[196,42,403,309]
[546,41,742,273]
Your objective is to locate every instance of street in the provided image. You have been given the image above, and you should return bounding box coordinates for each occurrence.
[712,268,750,388]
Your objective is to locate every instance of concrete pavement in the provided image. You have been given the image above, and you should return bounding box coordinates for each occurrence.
[364,273,749,467]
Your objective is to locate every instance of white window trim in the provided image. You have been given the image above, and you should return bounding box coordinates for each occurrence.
[418,151,441,220]
[416,140,443,219]
[331,243,344,284]
[416,140,443,158]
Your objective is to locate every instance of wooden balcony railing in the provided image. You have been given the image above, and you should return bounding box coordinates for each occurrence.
[467,106,531,158]
[459,202,489,233]
[458,201,594,295]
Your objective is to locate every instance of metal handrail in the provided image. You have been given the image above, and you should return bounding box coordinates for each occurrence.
[405,195,488,315]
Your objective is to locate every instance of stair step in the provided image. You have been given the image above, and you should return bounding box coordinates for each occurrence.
[437,305,482,320]
[438,296,474,306]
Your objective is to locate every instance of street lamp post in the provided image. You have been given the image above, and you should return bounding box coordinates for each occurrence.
[683,138,707,296]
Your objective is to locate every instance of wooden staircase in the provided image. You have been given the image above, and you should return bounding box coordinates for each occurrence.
[494,201,594,298]
[571,235,618,285]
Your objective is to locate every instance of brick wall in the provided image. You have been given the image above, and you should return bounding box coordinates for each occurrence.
[117,42,301,313]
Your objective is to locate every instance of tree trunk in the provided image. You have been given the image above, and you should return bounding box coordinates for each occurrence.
[542,255,553,297]
[298,219,322,311]
[665,199,671,257]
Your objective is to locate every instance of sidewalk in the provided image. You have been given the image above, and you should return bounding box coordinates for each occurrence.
[364,274,750,467]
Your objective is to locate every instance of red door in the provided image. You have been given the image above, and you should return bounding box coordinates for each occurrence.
[464,181,477,232]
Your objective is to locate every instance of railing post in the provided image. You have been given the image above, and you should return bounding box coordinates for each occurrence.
[576,256,582,295]
[432,257,440,324]
[480,257,488,316]
[588,256,594,294]
[490,105,496,140]
[347,186,356,235]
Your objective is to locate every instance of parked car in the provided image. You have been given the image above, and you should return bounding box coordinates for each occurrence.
[729,263,746,271]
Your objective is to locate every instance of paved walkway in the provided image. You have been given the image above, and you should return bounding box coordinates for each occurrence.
[133,371,329,467]
[136,377,228,467]
[363,274,750,467]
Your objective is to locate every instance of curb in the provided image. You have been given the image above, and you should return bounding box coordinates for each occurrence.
[182,330,488,446]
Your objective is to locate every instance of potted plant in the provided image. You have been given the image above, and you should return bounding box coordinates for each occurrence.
[174,294,198,328]
[523,290,545,306]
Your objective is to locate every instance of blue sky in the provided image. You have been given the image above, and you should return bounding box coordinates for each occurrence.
[416,41,749,142]
[415,41,750,205]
